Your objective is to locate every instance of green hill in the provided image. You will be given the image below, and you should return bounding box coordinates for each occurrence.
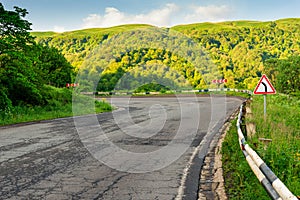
[31,18,300,91]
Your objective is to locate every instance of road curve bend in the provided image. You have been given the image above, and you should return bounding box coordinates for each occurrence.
[0,96,243,200]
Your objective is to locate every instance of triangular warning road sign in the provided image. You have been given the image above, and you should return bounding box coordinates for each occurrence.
[254,74,276,95]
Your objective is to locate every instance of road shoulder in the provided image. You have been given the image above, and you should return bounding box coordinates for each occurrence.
[198,110,238,200]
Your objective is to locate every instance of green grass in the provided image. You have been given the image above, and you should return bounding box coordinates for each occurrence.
[172,22,240,32]
[30,31,58,37]
[0,87,113,126]
[222,119,270,199]
[222,94,300,198]
[172,18,300,33]
[172,19,290,32]
[276,18,300,25]
[248,95,300,195]
[31,24,153,38]
[31,18,300,38]
[0,99,113,126]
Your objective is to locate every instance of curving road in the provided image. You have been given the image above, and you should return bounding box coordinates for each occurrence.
[0,96,243,200]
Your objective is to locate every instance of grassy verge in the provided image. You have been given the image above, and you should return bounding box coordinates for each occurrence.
[248,95,300,195]
[222,94,300,198]
[0,87,113,126]
[222,119,270,199]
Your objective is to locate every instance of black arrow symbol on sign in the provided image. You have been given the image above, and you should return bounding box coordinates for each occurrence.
[261,82,268,92]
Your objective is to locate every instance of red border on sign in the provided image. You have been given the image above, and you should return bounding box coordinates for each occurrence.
[253,74,276,95]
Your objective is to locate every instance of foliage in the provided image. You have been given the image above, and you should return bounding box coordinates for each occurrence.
[0,3,75,114]
[173,19,300,90]
[0,86,113,126]
[0,3,42,107]
[41,85,72,106]
[37,45,75,87]
[223,95,300,198]
[31,24,153,69]
[0,88,12,115]
[265,56,300,94]
[0,51,44,105]
[134,83,170,93]
[248,95,300,196]
[0,3,34,54]
[32,19,300,91]
[95,48,204,92]
[222,120,270,199]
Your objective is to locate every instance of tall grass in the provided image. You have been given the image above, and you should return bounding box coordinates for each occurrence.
[222,94,300,198]
[248,95,300,195]
[222,120,270,199]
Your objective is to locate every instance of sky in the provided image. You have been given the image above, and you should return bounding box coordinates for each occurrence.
[2,0,300,32]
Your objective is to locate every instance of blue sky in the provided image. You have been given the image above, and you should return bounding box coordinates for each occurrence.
[2,0,300,32]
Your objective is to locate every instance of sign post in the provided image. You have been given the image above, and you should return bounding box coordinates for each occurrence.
[253,74,276,118]
[264,94,267,117]
[211,79,227,90]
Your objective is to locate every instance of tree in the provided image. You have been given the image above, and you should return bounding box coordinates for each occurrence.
[0,51,44,105]
[0,3,75,110]
[0,3,34,54]
[0,3,44,106]
[265,56,300,94]
[37,46,74,87]
[33,19,300,91]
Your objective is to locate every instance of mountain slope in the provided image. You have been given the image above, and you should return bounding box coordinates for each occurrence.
[31,18,300,90]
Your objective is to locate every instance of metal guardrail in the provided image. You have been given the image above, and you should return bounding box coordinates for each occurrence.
[84,88,253,96]
[198,88,252,94]
[236,104,298,200]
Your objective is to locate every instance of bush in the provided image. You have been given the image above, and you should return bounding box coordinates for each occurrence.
[0,89,12,115]
[41,85,72,106]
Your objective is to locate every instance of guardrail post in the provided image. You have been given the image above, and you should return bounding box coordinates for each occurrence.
[236,103,298,200]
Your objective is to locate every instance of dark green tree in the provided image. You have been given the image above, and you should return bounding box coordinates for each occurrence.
[33,18,300,91]
[0,3,75,110]
[37,46,74,87]
[0,3,34,54]
[0,3,43,106]
[265,56,300,94]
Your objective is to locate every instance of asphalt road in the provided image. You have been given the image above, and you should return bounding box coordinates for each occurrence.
[0,96,243,200]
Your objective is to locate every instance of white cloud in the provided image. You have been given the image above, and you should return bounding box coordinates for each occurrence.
[82,3,179,28]
[142,3,179,26]
[53,25,66,33]
[184,5,233,23]
[82,14,103,28]
[82,4,234,29]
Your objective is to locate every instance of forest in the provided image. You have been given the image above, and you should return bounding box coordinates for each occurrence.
[1,3,300,116]
[1,4,299,198]
[32,19,300,94]
[0,3,113,123]
[0,3,74,115]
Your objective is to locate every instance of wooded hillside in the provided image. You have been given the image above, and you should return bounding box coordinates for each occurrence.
[32,18,300,92]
